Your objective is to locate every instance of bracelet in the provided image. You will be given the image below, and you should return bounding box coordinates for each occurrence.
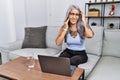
[63,28,68,31]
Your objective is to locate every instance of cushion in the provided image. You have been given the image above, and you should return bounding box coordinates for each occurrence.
[22,26,47,48]
[85,26,104,56]
[46,26,62,50]
[102,29,120,57]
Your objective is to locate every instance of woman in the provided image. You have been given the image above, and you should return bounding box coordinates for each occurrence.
[56,5,94,66]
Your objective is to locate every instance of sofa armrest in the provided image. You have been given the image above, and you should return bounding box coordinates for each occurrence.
[0,40,23,63]
[0,40,23,51]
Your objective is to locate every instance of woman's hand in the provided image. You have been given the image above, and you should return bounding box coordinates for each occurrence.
[80,12,86,23]
[63,18,69,30]
[80,12,94,38]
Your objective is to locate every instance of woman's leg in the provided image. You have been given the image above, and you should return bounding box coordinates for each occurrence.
[59,48,72,58]
[70,50,88,66]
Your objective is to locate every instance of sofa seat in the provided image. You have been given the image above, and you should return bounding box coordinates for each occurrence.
[78,54,100,79]
[87,56,120,80]
[9,48,61,60]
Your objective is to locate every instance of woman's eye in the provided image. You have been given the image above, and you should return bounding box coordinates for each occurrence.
[70,13,79,16]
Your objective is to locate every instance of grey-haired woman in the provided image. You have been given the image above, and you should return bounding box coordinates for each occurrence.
[56,5,94,67]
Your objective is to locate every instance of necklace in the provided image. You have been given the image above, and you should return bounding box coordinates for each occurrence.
[69,30,77,38]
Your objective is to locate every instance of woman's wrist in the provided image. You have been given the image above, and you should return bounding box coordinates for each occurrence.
[63,28,68,31]
[62,24,68,32]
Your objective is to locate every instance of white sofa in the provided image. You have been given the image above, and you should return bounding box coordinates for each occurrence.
[0,26,120,80]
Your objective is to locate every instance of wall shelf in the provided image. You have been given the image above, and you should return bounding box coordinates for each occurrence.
[85,1,120,29]
[86,1,120,4]
[86,16,120,18]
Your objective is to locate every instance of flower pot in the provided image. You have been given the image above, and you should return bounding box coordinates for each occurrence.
[88,11,99,17]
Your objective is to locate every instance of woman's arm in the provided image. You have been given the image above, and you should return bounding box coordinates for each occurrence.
[81,12,94,38]
[56,19,69,46]
[55,26,67,46]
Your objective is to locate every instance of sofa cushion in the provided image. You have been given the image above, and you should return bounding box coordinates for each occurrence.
[9,48,60,60]
[22,26,47,48]
[46,26,62,50]
[85,26,104,56]
[102,29,120,57]
[87,56,120,80]
[78,54,100,79]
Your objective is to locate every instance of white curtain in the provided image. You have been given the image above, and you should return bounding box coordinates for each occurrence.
[0,0,16,45]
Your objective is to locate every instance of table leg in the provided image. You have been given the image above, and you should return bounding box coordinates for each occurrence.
[79,70,85,80]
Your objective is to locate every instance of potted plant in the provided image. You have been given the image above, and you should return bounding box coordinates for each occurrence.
[88,8,100,17]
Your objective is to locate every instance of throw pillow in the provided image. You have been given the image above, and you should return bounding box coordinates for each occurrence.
[22,26,47,48]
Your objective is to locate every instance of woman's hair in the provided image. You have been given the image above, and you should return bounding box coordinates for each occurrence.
[65,5,85,40]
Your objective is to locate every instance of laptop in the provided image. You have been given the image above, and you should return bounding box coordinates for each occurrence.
[38,55,76,76]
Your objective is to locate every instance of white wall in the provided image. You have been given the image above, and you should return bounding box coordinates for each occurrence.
[47,0,89,26]
[0,0,16,45]
[12,0,26,40]
[25,0,47,26]
[13,0,47,40]
[13,0,89,40]
[1,0,116,42]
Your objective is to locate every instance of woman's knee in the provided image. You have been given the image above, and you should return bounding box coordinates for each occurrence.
[70,55,88,66]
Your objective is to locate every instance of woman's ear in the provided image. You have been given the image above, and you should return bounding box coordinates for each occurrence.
[79,13,82,18]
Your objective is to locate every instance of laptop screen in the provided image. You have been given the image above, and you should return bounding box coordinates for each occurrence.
[38,55,76,76]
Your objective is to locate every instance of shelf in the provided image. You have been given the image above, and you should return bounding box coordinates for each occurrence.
[86,1,120,5]
[103,16,120,18]
[86,16,102,18]
[85,1,120,28]
[86,16,120,18]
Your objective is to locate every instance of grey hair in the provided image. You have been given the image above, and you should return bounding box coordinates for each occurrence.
[65,5,85,40]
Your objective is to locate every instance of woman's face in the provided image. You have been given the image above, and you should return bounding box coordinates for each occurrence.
[68,8,80,25]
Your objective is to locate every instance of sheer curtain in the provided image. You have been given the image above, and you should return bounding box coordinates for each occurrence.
[0,0,16,45]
